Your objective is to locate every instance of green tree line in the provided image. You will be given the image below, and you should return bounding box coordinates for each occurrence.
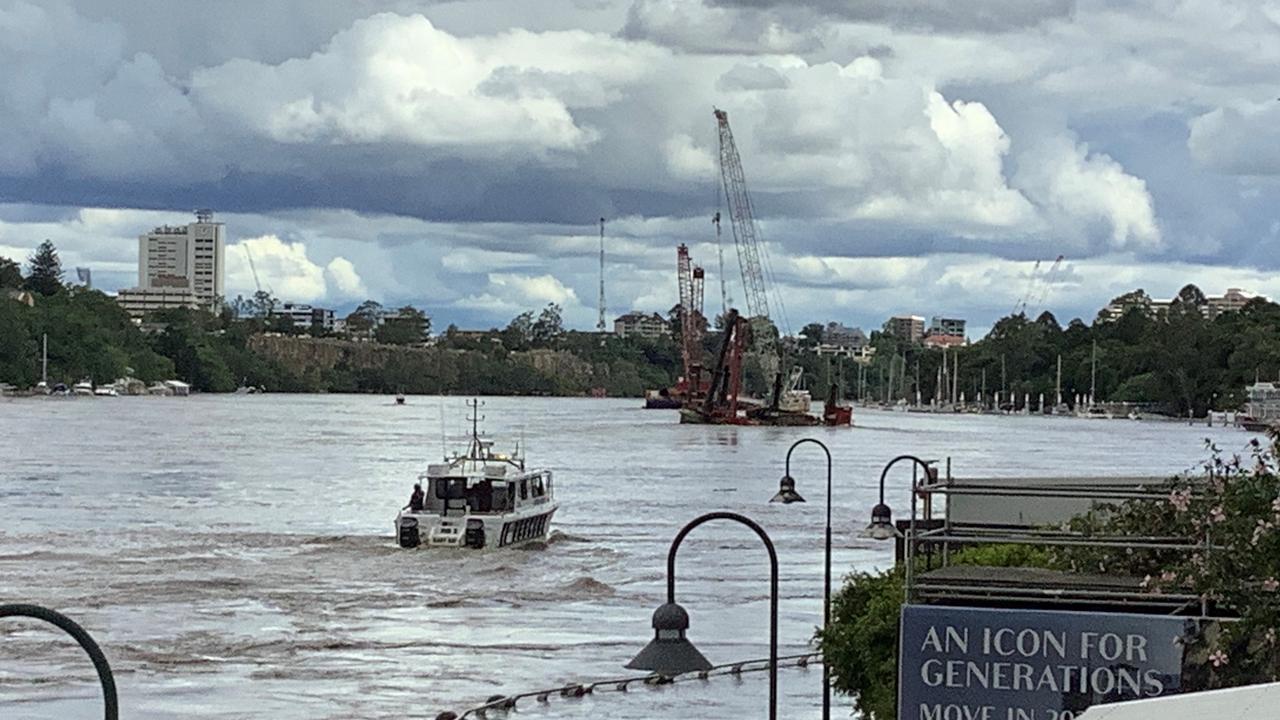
[799,285,1280,417]
[0,242,681,394]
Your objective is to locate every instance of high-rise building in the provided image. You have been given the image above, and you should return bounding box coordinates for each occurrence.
[136,209,225,309]
[887,315,925,342]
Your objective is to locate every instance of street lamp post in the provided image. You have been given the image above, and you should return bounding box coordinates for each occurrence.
[627,511,780,720]
[769,437,833,720]
[862,454,937,599]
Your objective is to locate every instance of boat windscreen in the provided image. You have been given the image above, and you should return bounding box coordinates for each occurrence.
[434,478,466,500]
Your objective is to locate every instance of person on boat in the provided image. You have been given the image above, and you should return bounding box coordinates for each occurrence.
[407,483,425,512]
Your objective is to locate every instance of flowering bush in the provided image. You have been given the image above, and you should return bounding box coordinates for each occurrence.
[1053,432,1280,687]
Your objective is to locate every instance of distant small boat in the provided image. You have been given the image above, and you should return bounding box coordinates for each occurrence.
[395,393,406,405]
[72,380,94,396]
[93,386,118,397]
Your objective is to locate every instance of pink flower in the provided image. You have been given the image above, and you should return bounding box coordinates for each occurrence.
[1168,488,1192,512]
[1210,650,1229,668]
[1264,578,1279,592]
[1210,506,1226,523]
[1160,570,1178,583]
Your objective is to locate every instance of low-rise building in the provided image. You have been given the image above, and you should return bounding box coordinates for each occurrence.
[1101,287,1264,322]
[114,287,201,320]
[928,316,965,339]
[814,322,869,357]
[887,315,925,342]
[1206,287,1255,318]
[270,302,335,332]
[613,312,668,339]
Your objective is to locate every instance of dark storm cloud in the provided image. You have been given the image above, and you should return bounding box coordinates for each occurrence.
[706,0,1075,32]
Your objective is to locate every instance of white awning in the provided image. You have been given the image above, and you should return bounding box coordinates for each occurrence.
[1078,683,1280,719]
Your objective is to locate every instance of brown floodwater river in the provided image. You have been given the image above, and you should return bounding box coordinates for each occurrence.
[0,395,1256,718]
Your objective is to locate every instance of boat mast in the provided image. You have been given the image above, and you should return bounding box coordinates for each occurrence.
[1056,355,1062,407]
[1090,340,1097,405]
[41,333,47,385]
[466,398,485,459]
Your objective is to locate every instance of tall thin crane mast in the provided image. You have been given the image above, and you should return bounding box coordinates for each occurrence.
[1012,260,1042,316]
[597,217,606,331]
[1031,255,1066,314]
[243,243,264,296]
[677,244,706,399]
[714,109,770,320]
[712,212,729,316]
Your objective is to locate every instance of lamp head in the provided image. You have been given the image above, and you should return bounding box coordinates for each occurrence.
[862,502,900,540]
[625,602,712,676]
[770,474,805,504]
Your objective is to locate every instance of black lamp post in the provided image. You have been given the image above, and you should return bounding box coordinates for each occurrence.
[0,604,118,720]
[769,437,832,720]
[862,454,936,540]
[627,511,779,720]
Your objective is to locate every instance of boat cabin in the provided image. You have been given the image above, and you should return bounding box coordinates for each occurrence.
[420,463,553,517]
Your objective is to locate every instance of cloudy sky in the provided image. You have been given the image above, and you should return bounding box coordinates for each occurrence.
[1,0,1278,335]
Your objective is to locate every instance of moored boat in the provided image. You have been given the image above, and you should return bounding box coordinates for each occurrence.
[394,401,557,550]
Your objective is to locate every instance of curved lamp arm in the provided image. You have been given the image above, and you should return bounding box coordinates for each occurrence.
[877,454,935,508]
[667,511,777,603]
[0,604,118,720]
[665,511,779,720]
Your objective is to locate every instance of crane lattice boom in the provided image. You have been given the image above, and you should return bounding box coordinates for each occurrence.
[677,244,706,394]
[715,109,770,321]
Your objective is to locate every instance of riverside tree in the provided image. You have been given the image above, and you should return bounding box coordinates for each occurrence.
[24,240,63,296]
[0,256,21,289]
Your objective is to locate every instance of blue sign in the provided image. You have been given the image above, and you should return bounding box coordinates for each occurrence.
[899,605,1194,720]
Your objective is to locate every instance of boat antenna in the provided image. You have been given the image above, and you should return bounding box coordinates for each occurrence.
[439,397,447,461]
[466,398,485,457]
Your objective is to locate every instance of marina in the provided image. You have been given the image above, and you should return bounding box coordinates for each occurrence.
[0,394,1261,719]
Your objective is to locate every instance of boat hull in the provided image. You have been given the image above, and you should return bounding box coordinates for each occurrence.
[395,504,558,550]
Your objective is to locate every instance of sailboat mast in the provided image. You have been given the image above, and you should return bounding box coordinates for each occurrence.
[1090,340,1097,404]
[1056,355,1062,407]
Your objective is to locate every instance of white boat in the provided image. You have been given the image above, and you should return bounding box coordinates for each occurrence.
[93,386,118,397]
[72,380,94,396]
[394,404,556,550]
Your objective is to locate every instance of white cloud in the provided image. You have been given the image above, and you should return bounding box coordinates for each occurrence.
[489,273,579,306]
[189,13,663,156]
[1188,100,1280,175]
[1013,137,1161,251]
[227,235,366,304]
[324,256,367,298]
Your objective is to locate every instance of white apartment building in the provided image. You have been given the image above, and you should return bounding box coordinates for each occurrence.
[136,209,225,309]
[115,287,202,320]
[270,302,336,332]
[613,312,668,339]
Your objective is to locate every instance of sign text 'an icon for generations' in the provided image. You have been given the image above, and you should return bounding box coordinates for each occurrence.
[898,606,1194,720]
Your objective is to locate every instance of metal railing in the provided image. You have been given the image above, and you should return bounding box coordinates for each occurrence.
[436,652,823,719]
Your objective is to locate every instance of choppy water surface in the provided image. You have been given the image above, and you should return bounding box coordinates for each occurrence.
[0,396,1257,718]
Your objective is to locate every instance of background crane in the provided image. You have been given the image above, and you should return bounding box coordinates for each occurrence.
[714,108,789,333]
[1031,255,1066,316]
[677,244,706,401]
[597,218,607,332]
[1012,260,1042,316]
[712,212,729,317]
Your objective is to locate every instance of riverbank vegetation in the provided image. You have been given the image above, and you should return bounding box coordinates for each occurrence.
[4,240,1280,406]
[794,288,1280,417]
[820,433,1280,718]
